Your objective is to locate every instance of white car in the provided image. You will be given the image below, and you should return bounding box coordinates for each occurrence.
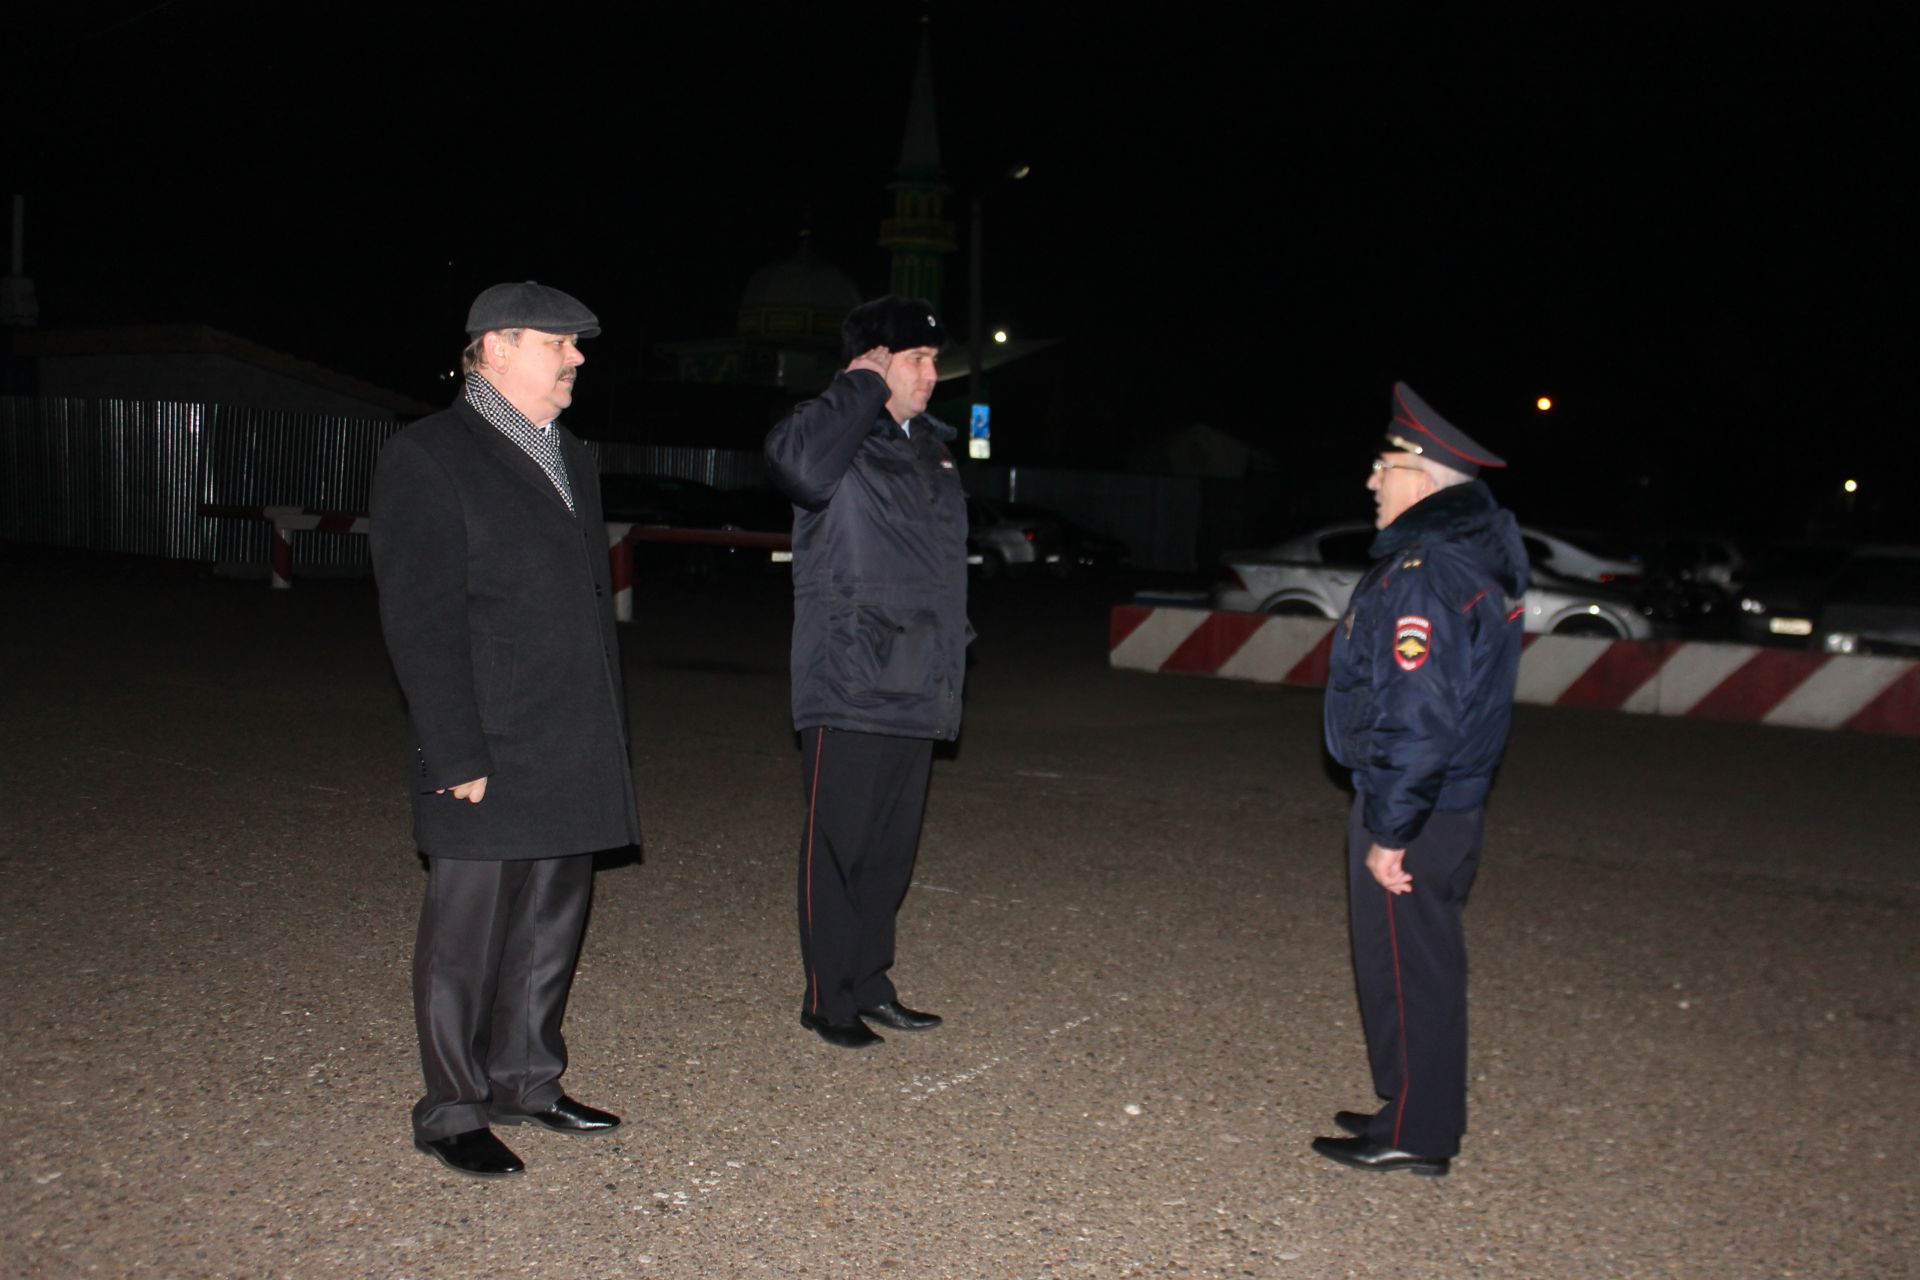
[1213,522,1654,640]
[965,496,1066,577]
[1519,527,1644,585]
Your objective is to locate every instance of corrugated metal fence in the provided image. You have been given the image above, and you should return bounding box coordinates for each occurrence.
[1,397,400,569]
[1,396,768,571]
[593,441,768,490]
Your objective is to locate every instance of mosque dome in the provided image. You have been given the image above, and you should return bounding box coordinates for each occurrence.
[737,235,860,341]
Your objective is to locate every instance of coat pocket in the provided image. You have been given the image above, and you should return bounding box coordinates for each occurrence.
[477,634,517,734]
[859,605,941,695]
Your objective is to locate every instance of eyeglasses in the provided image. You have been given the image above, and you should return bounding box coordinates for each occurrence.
[1371,460,1424,475]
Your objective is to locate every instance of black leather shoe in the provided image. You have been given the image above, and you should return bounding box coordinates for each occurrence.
[493,1095,621,1135]
[414,1127,525,1178]
[858,1000,943,1031]
[1333,1110,1373,1137]
[801,1010,884,1049]
[1311,1135,1450,1176]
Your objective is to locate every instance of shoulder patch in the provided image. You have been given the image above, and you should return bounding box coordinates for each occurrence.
[1394,615,1431,671]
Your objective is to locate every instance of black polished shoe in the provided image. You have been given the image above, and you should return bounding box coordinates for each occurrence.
[858,1000,943,1031]
[1333,1110,1373,1137]
[414,1127,526,1178]
[1311,1135,1450,1177]
[801,1010,884,1049]
[493,1095,621,1135]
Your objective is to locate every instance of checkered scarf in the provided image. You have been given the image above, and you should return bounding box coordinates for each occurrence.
[464,373,575,512]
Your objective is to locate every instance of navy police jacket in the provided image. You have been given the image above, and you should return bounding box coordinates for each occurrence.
[1323,481,1528,847]
[764,369,972,741]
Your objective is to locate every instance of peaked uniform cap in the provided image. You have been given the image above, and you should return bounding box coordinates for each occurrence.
[466,281,601,339]
[1384,381,1506,476]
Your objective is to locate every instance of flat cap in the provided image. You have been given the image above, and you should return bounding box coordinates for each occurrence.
[840,295,943,364]
[466,281,600,339]
[1383,381,1506,476]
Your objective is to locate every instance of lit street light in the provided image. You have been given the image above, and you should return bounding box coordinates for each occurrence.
[1536,396,1553,412]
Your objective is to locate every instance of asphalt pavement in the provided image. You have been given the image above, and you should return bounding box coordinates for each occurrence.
[2,549,1915,1279]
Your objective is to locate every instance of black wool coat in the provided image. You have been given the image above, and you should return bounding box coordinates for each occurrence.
[369,398,639,860]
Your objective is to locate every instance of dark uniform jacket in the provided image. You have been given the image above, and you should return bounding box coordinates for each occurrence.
[1324,481,1528,847]
[369,399,640,860]
[763,369,971,741]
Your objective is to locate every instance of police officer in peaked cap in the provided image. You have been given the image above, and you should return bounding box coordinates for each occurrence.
[1313,381,1529,1176]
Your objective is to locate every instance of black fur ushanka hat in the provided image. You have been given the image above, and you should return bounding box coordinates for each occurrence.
[840,296,944,363]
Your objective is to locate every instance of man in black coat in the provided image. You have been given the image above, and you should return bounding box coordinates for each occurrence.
[1314,382,1528,1177]
[370,281,640,1178]
[763,296,972,1050]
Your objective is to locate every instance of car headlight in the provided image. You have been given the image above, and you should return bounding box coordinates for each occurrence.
[1739,597,1766,614]
[1823,632,1859,655]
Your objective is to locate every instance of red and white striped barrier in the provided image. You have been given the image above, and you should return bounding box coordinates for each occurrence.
[201,504,369,588]
[607,523,637,622]
[1109,605,1920,737]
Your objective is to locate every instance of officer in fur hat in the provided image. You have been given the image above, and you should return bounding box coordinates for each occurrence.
[1314,381,1529,1176]
[763,296,970,1049]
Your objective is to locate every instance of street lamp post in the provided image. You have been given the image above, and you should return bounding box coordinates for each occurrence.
[967,163,1030,416]
[969,195,985,412]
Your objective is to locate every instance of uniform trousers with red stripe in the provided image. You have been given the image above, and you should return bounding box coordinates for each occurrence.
[796,727,934,1025]
[1346,796,1483,1159]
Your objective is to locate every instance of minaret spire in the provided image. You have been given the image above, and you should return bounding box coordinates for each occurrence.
[878,16,956,309]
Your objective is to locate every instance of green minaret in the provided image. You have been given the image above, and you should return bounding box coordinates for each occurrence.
[878,19,956,309]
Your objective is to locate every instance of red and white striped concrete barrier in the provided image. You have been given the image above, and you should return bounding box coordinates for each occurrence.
[200,504,369,588]
[608,523,637,622]
[1109,605,1920,737]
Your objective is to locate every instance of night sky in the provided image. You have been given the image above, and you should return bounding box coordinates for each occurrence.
[7,3,1912,539]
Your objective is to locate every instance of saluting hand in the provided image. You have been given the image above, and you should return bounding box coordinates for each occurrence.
[847,346,892,379]
[1367,843,1412,894]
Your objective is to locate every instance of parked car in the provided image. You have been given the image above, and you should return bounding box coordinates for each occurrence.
[966,496,1067,577]
[1000,502,1132,577]
[1731,542,1852,647]
[1816,549,1920,657]
[1736,545,1920,656]
[1212,524,1375,617]
[1213,521,1653,639]
[1652,534,1748,593]
[1518,527,1644,585]
[1637,534,1750,632]
[1520,569,1655,638]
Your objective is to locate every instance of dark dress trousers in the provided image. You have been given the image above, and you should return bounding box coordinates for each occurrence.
[1323,481,1526,1159]
[371,397,638,1140]
[795,727,935,1021]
